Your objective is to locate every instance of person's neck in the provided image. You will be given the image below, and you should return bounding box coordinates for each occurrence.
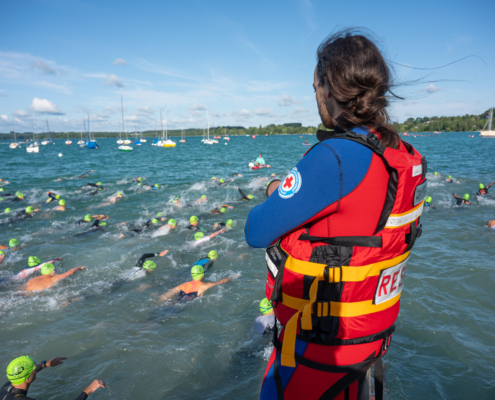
[12,382,30,392]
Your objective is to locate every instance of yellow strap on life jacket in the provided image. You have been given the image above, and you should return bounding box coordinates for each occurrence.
[385,201,423,228]
[279,249,408,368]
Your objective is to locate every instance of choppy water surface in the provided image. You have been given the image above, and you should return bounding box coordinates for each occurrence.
[1,133,494,399]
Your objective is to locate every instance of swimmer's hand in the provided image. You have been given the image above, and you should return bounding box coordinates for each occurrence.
[158,250,169,257]
[83,380,107,396]
[46,357,67,367]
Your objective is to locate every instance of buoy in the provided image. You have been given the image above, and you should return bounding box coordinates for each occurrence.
[58,153,63,157]
[225,143,227,145]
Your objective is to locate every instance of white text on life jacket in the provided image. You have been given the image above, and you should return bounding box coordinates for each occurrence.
[374,257,409,305]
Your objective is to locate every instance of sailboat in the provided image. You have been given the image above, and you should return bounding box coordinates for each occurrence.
[41,120,54,145]
[9,117,19,149]
[204,111,215,145]
[117,119,124,144]
[65,127,72,145]
[27,117,39,153]
[140,132,147,143]
[77,122,85,145]
[179,128,187,143]
[480,108,495,137]
[223,129,230,141]
[118,96,132,151]
[85,116,99,149]
[162,107,176,147]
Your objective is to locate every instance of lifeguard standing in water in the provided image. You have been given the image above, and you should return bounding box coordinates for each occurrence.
[245,29,427,400]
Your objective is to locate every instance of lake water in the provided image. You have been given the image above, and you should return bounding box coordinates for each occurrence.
[1,133,494,399]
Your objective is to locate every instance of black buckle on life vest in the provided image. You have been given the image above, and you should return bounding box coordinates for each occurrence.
[416,223,422,239]
[366,132,381,149]
[324,265,342,283]
[421,156,427,179]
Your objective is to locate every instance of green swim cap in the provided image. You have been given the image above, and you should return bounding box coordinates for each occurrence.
[211,177,216,180]
[6,356,36,385]
[17,193,24,198]
[271,173,276,177]
[220,178,225,183]
[99,222,107,226]
[434,172,438,176]
[9,239,19,248]
[55,194,61,200]
[41,263,55,275]
[154,184,160,188]
[28,256,41,267]
[15,191,20,196]
[0,251,4,256]
[0,188,3,192]
[266,182,270,186]
[151,218,159,224]
[84,214,92,222]
[96,182,102,186]
[143,260,156,270]
[157,212,164,217]
[259,298,273,315]
[4,208,11,213]
[59,199,66,206]
[425,196,432,203]
[220,207,226,213]
[25,206,34,214]
[201,195,207,199]
[463,193,470,201]
[137,178,142,182]
[0,197,3,201]
[194,232,204,241]
[168,219,177,226]
[191,265,205,280]
[172,197,179,203]
[448,175,452,179]
[208,250,219,259]
[479,183,485,189]
[116,192,123,196]
[226,219,233,228]
[190,215,198,223]
[247,194,254,199]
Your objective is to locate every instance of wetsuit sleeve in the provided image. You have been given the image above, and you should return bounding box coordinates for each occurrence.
[244,139,373,248]
[91,219,101,228]
[203,259,214,272]
[135,253,157,268]
[238,188,249,200]
[78,170,92,178]
[73,392,88,400]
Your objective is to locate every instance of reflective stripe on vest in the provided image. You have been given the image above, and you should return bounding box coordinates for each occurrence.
[385,201,424,228]
[279,248,409,368]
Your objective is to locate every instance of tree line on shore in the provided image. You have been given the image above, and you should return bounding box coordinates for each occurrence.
[1,108,492,140]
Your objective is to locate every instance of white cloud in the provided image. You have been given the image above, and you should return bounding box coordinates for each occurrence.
[136,106,155,115]
[253,107,275,117]
[1,115,7,121]
[13,109,30,118]
[113,58,127,65]
[190,103,208,111]
[32,58,56,74]
[232,109,252,119]
[102,74,125,88]
[278,95,302,107]
[420,84,442,94]
[29,97,64,115]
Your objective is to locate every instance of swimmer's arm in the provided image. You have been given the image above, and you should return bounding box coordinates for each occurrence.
[209,228,226,239]
[159,284,182,301]
[487,182,495,189]
[237,187,248,200]
[135,253,159,268]
[0,245,7,250]
[221,205,234,209]
[93,215,109,220]
[203,259,214,272]
[54,266,87,282]
[452,193,461,199]
[199,277,231,295]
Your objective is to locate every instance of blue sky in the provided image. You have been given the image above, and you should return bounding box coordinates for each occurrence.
[1,0,494,133]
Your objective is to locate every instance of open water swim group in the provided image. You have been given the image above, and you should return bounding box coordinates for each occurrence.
[1,28,492,400]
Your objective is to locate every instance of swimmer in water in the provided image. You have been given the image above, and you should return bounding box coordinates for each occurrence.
[0,238,20,252]
[255,154,265,167]
[2,207,12,215]
[46,191,61,203]
[0,178,10,185]
[157,218,177,232]
[213,219,234,230]
[118,250,168,286]
[52,199,66,211]
[24,264,87,292]
[0,251,4,264]
[0,356,106,400]
[82,182,103,190]
[446,175,454,183]
[75,214,109,225]
[0,257,63,284]
[452,193,470,205]
[78,169,95,179]
[424,196,434,209]
[193,229,226,246]
[74,219,108,236]
[134,177,146,184]
[210,205,234,214]
[192,195,207,204]
[3,207,40,224]
[253,298,278,335]
[10,193,25,202]
[170,196,180,206]
[117,218,163,239]
[187,215,206,232]
[190,250,219,272]
[477,182,495,196]
[0,188,15,198]
[98,192,123,207]
[433,171,441,177]
[158,265,231,301]
[488,220,495,229]
[236,187,254,201]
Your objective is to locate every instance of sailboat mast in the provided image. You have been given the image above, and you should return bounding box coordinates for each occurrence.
[207,110,209,140]
[160,110,164,140]
[121,95,125,135]
[164,107,168,140]
[490,108,493,131]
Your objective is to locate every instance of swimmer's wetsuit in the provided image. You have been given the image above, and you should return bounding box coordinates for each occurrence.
[88,187,105,196]
[187,224,206,232]
[192,257,214,272]
[238,188,250,201]
[0,365,89,400]
[120,253,160,282]
[78,170,93,179]
[178,280,202,300]
[82,183,99,189]
[74,219,103,236]
[130,220,154,234]
[7,210,33,223]
[477,183,494,196]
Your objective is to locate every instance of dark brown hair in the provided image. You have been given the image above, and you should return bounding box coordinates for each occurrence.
[317,28,400,148]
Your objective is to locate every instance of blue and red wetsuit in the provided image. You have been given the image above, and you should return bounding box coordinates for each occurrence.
[245,127,423,399]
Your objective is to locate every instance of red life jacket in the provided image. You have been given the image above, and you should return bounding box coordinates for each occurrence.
[265,130,427,367]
